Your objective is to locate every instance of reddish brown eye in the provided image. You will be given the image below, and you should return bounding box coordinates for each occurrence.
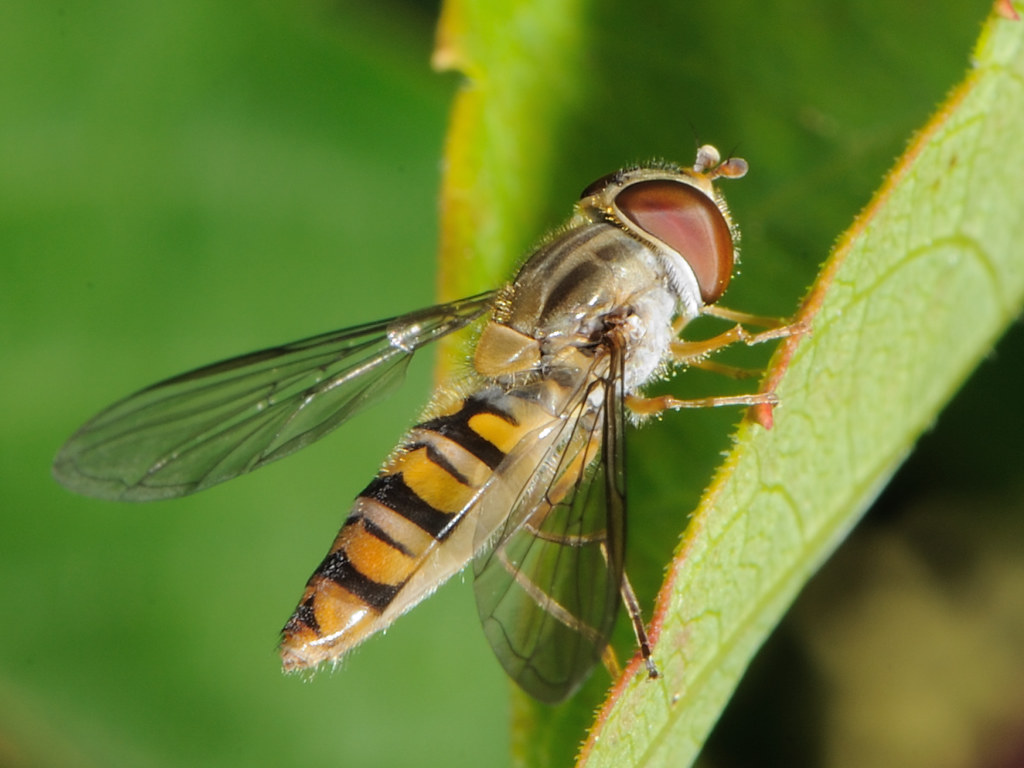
[615,180,735,304]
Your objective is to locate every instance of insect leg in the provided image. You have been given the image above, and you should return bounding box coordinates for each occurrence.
[619,567,658,679]
[592,546,658,682]
[671,320,805,363]
[684,358,761,379]
[493,546,607,648]
[701,305,806,330]
[601,645,624,680]
[626,391,778,416]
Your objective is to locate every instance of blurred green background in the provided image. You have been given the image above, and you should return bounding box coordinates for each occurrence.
[3,1,1023,767]
[2,2,510,767]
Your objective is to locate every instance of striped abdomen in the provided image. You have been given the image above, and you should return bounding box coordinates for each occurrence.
[280,380,572,671]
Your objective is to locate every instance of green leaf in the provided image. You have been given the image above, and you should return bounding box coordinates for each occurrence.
[435,1,1021,766]
[580,9,1024,763]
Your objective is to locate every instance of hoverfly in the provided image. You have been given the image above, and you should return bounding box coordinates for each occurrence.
[54,145,799,703]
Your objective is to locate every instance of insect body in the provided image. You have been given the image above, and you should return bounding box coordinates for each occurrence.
[54,145,792,703]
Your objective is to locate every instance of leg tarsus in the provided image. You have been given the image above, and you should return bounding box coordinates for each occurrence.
[686,358,761,380]
[620,568,659,680]
[702,305,806,332]
[626,390,779,416]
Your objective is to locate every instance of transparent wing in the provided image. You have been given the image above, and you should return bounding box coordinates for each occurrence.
[54,293,495,502]
[473,345,627,703]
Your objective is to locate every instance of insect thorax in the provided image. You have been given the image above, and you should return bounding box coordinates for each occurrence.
[484,221,684,394]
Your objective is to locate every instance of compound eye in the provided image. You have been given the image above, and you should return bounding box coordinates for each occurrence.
[615,180,736,304]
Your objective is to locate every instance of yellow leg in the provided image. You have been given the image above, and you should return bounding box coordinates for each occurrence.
[671,315,808,367]
[702,304,796,328]
[670,325,748,362]
[626,390,779,416]
[601,645,623,680]
[672,321,805,360]
[687,358,761,380]
[672,307,794,335]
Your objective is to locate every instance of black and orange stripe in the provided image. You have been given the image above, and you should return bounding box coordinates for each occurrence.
[279,385,565,670]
